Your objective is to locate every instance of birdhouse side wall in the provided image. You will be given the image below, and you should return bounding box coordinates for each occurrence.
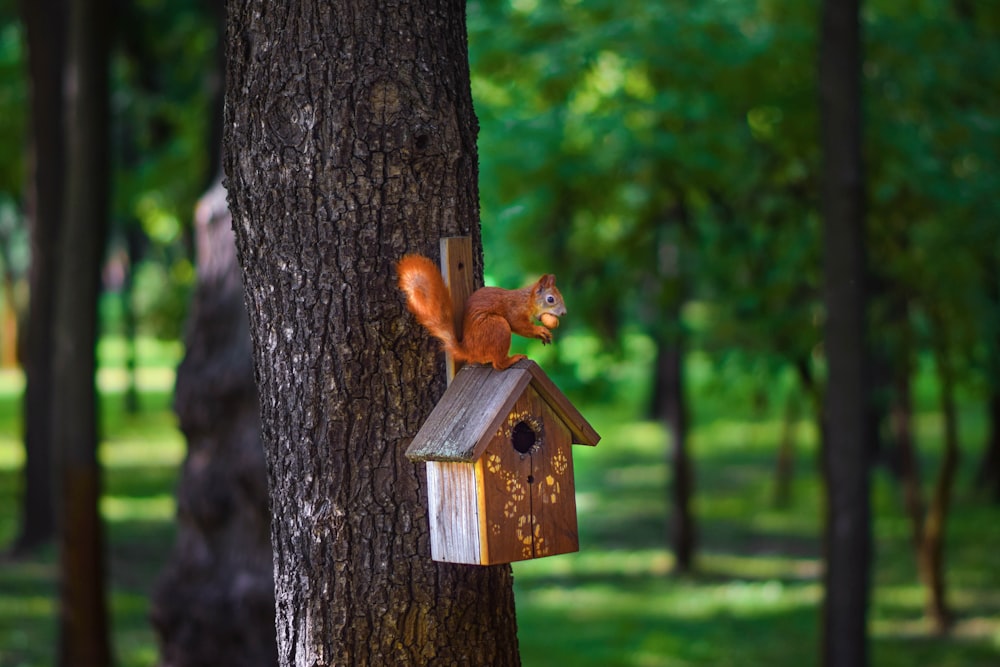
[425,461,482,564]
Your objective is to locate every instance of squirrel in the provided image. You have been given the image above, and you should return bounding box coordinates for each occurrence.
[396,253,566,371]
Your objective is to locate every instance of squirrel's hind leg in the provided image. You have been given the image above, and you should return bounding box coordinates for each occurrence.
[490,353,527,371]
[463,314,523,370]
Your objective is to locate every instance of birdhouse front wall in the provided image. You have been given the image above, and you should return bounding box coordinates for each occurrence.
[476,385,580,564]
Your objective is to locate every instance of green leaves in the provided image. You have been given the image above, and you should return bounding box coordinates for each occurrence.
[470,0,1000,388]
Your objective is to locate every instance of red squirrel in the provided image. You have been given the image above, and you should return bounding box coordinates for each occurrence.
[396,254,567,370]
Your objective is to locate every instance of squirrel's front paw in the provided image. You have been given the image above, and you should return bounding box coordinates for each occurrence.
[537,328,553,345]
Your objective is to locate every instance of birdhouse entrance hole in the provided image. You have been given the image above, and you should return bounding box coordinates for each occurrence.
[511,420,537,454]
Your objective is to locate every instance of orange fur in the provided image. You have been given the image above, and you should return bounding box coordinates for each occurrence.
[396,254,566,370]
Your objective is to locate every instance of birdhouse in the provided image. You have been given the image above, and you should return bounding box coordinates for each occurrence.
[406,359,600,565]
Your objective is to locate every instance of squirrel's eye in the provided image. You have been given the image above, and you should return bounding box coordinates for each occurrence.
[546,295,555,304]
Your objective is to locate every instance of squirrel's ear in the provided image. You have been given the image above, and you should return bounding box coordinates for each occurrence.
[538,274,556,289]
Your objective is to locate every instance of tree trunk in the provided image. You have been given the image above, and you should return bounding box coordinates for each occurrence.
[819,0,872,664]
[120,226,144,414]
[150,182,276,667]
[977,255,1000,502]
[773,390,800,509]
[12,0,66,555]
[224,1,521,665]
[920,317,960,634]
[893,351,924,552]
[656,336,695,574]
[53,0,112,664]
[649,200,695,574]
[980,391,1000,503]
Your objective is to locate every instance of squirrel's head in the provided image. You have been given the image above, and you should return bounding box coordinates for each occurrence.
[534,274,567,317]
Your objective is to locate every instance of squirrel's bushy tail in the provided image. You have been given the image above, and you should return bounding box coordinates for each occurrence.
[397,254,463,358]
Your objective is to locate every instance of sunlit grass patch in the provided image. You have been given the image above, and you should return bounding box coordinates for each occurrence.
[102,494,176,522]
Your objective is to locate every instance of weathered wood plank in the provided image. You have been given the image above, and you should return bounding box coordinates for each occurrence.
[426,461,481,564]
[440,237,474,384]
[405,364,531,462]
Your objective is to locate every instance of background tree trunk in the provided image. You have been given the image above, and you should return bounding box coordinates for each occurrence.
[920,315,960,633]
[819,0,872,665]
[648,203,695,575]
[978,256,1000,502]
[772,390,800,509]
[661,336,694,573]
[53,0,112,663]
[150,182,276,667]
[12,0,66,555]
[224,1,521,665]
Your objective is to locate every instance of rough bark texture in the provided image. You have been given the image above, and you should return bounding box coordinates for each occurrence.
[819,0,872,665]
[224,1,520,665]
[53,0,112,663]
[13,0,66,554]
[150,182,277,667]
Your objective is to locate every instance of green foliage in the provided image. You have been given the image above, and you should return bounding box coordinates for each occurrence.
[111,0,218,231]
[0,17,25,198]
[470,0,1000,399]
[2,0,217,337]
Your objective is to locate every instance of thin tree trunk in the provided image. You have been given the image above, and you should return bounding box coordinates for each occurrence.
[920,317,960,634]
[819,0,872,664]
[660,337,694,573]
[53,0,112,663]
[773,390,799,509]
[893,356,924,552]
[12,0,66,555]
[979,392,1000,503]
[652,199,695,575]
[224,1,520,665]
[120,226,143,414]
[977,255,1000,502]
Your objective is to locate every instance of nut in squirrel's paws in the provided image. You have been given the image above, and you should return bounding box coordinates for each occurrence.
[540,313,560,329]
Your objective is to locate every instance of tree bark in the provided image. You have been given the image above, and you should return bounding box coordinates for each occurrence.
[151,182,276,667]
[819,0,872,665]
[648,200,695,574]
[773,390,800,509]
[977,255,1000,502]
[53,0,112,664]
[12,0,66,555]
[892,345,924,553]
[661,337,695,574]
[980,391,1000,502]
[920,316,960,634]
[224,1,520,665]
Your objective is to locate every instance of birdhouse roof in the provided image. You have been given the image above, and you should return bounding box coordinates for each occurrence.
[405,359,600,463]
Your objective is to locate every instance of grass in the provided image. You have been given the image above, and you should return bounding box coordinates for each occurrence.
[0,338,183,667]
[1,336,999,666]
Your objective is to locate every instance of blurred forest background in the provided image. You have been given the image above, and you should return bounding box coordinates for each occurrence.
[1,0,999,666]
